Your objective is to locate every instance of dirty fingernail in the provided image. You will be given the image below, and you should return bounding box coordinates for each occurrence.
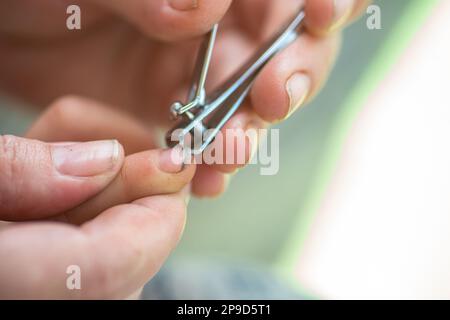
[169,0,199,11]
[285,73,311,119]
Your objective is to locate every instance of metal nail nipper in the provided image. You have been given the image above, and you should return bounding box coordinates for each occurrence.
[166,9,305,154]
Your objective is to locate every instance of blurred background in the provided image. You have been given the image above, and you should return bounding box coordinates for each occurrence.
[1,0,449,299]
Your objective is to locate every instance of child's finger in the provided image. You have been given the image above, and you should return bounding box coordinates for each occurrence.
[191,165,230,198]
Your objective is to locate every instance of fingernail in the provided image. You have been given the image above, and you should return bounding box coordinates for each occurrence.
[159,146,186,173]
[169,0,198,11]
[285,73,311,119]
[53,140,120,177]
[331,0,355,31]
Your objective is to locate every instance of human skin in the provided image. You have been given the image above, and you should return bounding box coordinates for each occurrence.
[0,0,370,299]
[0,127,196,299]
[0,0,370,197]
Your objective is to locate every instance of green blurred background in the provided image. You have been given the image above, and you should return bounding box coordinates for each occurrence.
[0,0,409,269]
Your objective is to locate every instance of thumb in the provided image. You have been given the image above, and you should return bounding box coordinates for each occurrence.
[0,135,124,221]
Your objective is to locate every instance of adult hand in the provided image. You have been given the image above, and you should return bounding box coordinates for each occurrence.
[0,0,370,197]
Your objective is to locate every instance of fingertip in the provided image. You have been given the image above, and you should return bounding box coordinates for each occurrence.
[0,136,127,221]
[123,149,197,195]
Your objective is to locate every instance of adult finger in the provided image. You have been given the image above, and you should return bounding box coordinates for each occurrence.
[0,135,124,221]
[304,0,369,35]
[251,33,341,122]
[0,192,188,299]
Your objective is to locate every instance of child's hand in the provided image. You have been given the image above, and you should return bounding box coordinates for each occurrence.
[0,0,370,197]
